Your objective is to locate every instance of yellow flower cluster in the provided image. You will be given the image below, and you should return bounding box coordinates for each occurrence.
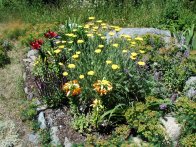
[93,79,113,96]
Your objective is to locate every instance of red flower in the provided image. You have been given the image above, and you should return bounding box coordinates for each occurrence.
[44,30,58,38]
[30,39,44,50]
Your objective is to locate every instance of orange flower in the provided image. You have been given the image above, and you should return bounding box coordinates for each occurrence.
[93,79,113,96]
[62,80,81,96]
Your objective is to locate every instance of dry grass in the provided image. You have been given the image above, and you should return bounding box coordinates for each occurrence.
[0,23,33,146]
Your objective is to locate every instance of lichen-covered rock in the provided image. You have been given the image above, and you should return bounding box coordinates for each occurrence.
[38,112,47,129]
[184,76,196,100]
[160,116,181,147]
[27,50,39,58]
[50,126,61,146]
[106,28,171,44]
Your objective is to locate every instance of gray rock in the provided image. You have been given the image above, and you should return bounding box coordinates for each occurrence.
[28,133,39,145]
[23,72,26,81]
[23,58,32,63]
[27,50,39,58]
[37,105,48,112]
[30,55,37,62]
[50,126,61,146]
[160,116,181,147]
[107,28,171,44]
[38,112,47,129]
[184,76,196,99]
[185,76,196,85]
[27,92,34,100]
[24,87,28,94]
[64,137,72,147]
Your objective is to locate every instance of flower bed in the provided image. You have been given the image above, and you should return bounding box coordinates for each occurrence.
[24,17,196,146]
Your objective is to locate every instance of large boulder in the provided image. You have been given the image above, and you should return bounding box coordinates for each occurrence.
[107,28,171,44]
[184,76,196,100]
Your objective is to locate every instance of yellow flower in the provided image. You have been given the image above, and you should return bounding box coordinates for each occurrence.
[58,62,64,66]
[84,24,90,29]
[98,45,104,48]
[62,41,66,43]
[102,26,107,29]
[87,71,95,75]
[55,41,61,44]
[73,29,77,32]
[122,50,128,53]
[65,33,74,37]
[68,64,76,69]
[63,72,68,76]
[115,27,122,32]
[93,26,99,30]
[131,41,136,45]
[112,44,119,48]
[131,52,137,56]
[76,51,81,55]
[89,16,95,20]
[111,64,120,70]
[138,61,146,66]
[72,34,77,38]
[87,33,93,37]
[77,40,84,44]
[135,37,143,41]
[54,49,61,54]
[101,23,106,26]
[130,55,137,60]
[97,33,102,36]
[96,20,102,23]
[109,31,115,36]
[79,75,84,79]
[106,60,112,64]
[58,45,65,49]
[127,38,131,41]
[68,41,73,44]
[47,51,52,56]
[95,49,102,53]
[139,50,145,54]
[72,54,79,59]
[101,36,106,40]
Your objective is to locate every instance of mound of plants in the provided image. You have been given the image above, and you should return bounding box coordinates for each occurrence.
[25,17,196,145]
[0,39,12,68]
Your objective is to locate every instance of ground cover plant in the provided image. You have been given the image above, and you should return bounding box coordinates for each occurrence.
[23,17,196,145]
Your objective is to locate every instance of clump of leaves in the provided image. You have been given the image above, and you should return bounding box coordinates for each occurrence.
[175,97,196,144]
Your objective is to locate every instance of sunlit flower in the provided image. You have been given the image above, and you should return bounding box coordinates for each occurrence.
[98,45,104,48]
[139,50,145,54]
[62,80,81,97]
[131,41,136,45]
[59,62,64,66]
[93,79,113,96]
[112,43,119,48]
[109,31,115,36]
[130,55,137,60]
[77,40,84,44]
[102,26,107,29]
[65,33,74,37]
[115,27,122,32]
[106,60,112,64]
[89,16,95,20]
[101,23,106,26]
[62,41,66,43]
[55,41,61,44]
[76,51,81,55]
[95,49,102,53]
[63,72,68,76]
[138,61,146,66]
[87,71,95,76]
[91,99,101,108]
[111,64,120,70]
[68,41,73,44]
[68,64,76,69]
[135,37,143,41]
[58,45,65,49]
[93,26,99,30]
[122,50,128,53]
[96,20,103,23]
[73,29,77,32]
[101,36,106,40]
[79,75,84,79]
[131,52,137,56]
[72,54,79,59]
[87,33,93,37]
[84,24,90,29]
[54,49,61,54]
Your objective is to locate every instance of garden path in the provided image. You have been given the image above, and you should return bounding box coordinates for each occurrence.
[0,23,34,146]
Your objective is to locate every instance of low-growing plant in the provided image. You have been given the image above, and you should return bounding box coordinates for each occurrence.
[21,101,37,121]
[0,46,10,68]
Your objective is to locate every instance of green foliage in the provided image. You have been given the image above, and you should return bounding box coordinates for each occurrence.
[38,129,52,147]
[21,101,37,121]
[180,134,196,147]
[175,97,196,136]
[124,97,171,145]
[0,46,10,68]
